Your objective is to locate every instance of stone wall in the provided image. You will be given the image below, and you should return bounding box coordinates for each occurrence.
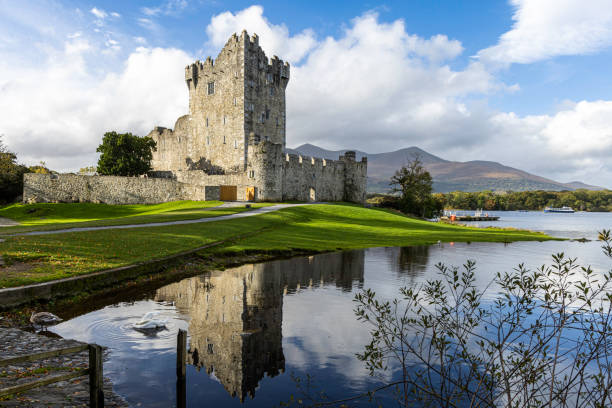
[281,153,368,203]
[23,174,211,205]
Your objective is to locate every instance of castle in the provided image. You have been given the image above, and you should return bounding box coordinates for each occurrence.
[23,31,367,204]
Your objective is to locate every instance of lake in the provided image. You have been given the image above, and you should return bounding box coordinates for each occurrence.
[50,211,612,407]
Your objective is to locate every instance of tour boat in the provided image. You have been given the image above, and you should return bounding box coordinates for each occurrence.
[543,206,575,213]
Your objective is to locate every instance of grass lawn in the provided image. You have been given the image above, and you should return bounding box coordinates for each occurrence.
[0,201,271,234]
[0,204,556,288]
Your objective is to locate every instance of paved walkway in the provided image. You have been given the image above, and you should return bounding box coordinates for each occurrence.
[0,327,127,407]
[0,217,19,227]
[5,203,309,237]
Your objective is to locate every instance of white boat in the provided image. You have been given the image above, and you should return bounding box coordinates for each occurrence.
[543,206,574,213]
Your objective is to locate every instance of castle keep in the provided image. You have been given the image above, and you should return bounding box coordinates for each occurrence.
[23,31,367,204]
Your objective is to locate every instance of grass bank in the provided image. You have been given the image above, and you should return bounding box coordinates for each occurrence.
[0,203,555,289]
[0,201,271,234]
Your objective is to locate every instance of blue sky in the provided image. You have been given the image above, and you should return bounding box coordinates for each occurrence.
[1,0,612,187]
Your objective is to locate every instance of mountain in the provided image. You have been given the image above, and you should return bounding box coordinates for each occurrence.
[287,144,605,193]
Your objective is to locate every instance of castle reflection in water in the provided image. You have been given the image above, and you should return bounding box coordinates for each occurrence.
[154,250,366,401]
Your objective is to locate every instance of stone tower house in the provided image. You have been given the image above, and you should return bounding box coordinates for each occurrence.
[147,30,367,203]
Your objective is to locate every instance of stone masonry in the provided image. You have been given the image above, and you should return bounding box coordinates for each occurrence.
[23,31,367,205]
[147,30,367,203]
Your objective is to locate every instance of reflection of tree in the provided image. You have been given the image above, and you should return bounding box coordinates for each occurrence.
[154,250,365,401]
[383,246,430,281]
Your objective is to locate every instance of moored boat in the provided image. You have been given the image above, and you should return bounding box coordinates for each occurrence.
[543,206,574,213]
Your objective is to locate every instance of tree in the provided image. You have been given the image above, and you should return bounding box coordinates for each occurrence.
[0,135,30,203]
[96,131,157,176]
[390,155,441,218]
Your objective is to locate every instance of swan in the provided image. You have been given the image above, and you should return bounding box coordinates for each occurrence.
[30,312,63,328]
[133,312,168,330]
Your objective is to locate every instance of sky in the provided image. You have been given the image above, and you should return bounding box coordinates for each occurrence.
[1,0,611,187]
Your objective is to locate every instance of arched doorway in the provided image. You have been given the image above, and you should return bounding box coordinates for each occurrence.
[309,187,316,202]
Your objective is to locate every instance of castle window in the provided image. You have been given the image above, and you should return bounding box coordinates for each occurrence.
[207,81,214,95]
[253,135,261,144]
[269,87,275,96]
[265,108,270,119]
[233,97,237,106]
[223,135,226,144]
[265,136,269,142]
[276,117,279,126]
[234,71,238,78]
[205,117,209,127]
[266,73,272,84]
[260,112,265,123]
[206,136,210,145]
[223,116,227,125]
[249,170,255,178]
[234,140,238,148]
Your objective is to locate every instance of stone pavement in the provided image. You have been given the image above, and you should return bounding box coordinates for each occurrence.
[0,327,127,407]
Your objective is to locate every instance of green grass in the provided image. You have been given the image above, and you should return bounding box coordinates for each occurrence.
[0,201,272,234]
[0,204,555,288]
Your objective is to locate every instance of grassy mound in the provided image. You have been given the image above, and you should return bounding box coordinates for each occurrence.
[0,204,555,288]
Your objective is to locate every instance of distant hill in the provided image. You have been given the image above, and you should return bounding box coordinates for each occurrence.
[287,143,605,193]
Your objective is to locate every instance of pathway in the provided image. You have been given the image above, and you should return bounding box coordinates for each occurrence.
[0,327,127,407]
[0,218,19,227]
[4,203,311,237]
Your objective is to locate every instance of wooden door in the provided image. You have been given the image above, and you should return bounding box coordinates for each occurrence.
[246,187,255,201]
[220,185,237,201]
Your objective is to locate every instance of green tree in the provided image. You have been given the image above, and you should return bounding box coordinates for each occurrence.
[96,131,157,176]
[0,135,30,203]
[390,155,441,218]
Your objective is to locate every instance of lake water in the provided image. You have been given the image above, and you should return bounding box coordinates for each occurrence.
[50,211,612,407]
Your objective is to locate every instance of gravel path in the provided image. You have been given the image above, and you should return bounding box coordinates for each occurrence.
[0,218,18,228]
[5,203,311,237]
[0,328,127,407]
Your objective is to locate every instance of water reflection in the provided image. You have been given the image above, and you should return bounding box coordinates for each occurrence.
[154,251,365,401]
[380,246,431,280]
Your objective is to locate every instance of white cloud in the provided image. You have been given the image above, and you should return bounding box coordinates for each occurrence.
[285,12,498,152]
[141,0,188,17]
[0,42,191,170]
[479,0,612,65]
[90,7,107,19]
[205,5,317,62]
[481,101,612,183]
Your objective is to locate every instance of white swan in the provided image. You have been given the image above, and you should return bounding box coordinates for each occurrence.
[133,312,168,330]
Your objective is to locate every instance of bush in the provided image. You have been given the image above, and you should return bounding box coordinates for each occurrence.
[352,231,612,407]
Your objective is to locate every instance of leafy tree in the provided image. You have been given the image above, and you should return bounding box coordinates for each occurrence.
[390,155,441,218]
[96,131,157,176]
[0,135,30,203]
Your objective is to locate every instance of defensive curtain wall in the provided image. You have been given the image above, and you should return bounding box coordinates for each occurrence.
[24,149,366,204]
[22,31,367,205]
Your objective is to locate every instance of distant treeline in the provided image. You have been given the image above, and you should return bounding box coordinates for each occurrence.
[434,190,612,212]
